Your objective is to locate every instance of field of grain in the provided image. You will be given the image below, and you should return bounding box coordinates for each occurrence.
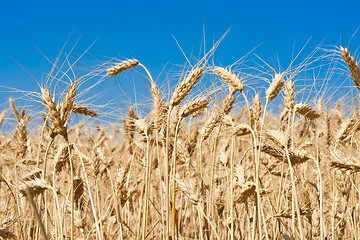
[1,43,360,240]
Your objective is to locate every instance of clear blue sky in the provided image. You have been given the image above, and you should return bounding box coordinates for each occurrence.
[0,0,359,112]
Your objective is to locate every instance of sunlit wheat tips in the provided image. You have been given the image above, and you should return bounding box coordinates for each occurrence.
[106,59,139,76]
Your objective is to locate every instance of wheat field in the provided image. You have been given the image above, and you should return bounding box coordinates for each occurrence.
[1,42,360,240]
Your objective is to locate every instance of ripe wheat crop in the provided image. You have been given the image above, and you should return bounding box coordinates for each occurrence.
[1,39,360,240]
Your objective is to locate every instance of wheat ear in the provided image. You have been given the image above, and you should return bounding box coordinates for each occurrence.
[72,104,98,117]
[266,73,285,101]
[234,182,257,203]
[106,59,139,76]
[340,47,360,91]
[336,118,360,142]
[222,87,237,115]
[294,103,321,120]
[252,93,262,122]
[178,96,209,119]
[150,82,166,131]
[10,99,30,157]
[330,160,360,172]
[59,80,79,122]
[200,109,222,142]
[0,111,6,127]
[41,88,66,139]
[214,67,244,93]
[284,79,295,111]
[170,67,204,107]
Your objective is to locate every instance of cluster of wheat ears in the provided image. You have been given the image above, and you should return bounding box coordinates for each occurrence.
[1,43,360,240]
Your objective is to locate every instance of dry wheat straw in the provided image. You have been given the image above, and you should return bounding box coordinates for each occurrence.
[6,39,360,240]
[107,59,139,76]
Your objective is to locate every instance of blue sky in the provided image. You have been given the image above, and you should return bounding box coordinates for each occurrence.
[0,0,359,114]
